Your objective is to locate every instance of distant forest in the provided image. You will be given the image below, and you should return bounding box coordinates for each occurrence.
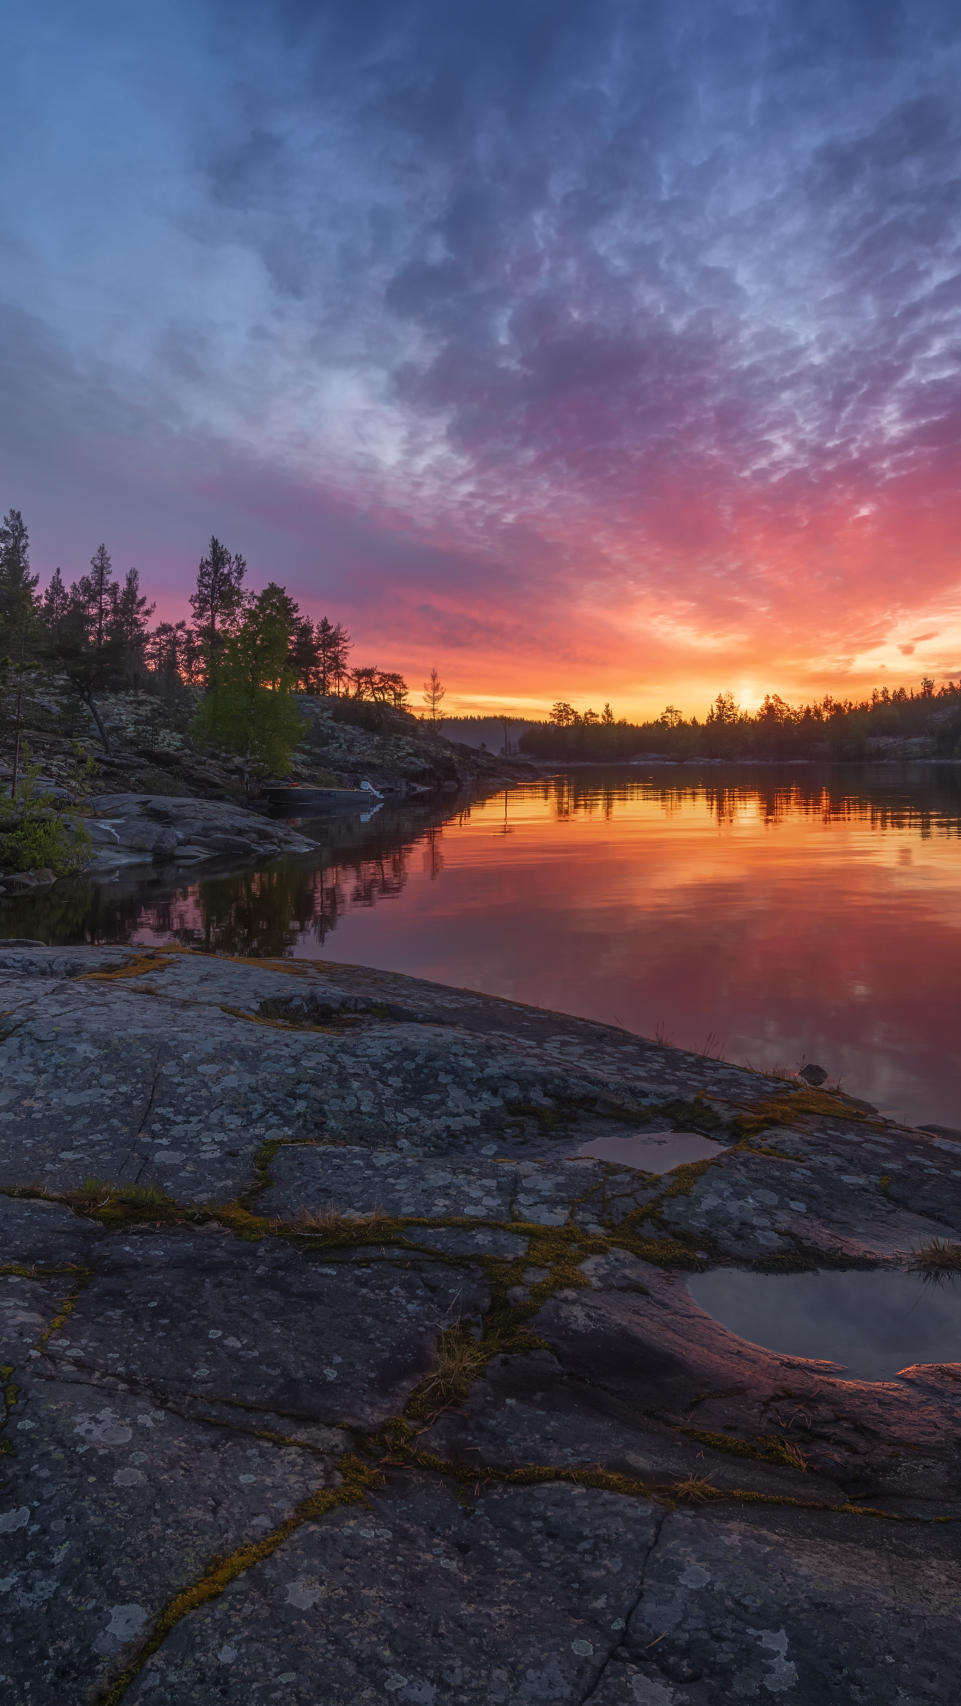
[520,686,961,763]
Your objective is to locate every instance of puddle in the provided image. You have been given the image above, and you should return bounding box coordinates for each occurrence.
[687,1268,961,1382]
[570,1129,729,1174]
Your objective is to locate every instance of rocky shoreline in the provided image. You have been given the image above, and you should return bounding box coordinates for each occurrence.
[0,673,536,812]
[1,944,959,1703]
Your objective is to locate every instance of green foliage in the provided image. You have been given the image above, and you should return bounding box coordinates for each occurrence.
[0,746,92,875]
[191,584,305,786]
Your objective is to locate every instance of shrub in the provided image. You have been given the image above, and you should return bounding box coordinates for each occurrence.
[0,747,92,876]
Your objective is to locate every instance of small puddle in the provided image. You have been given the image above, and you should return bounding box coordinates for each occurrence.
[687,1269,961,1382]
[570,1129,729,1174]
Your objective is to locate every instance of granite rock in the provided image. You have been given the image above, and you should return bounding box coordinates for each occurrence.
[0,944,959,1704]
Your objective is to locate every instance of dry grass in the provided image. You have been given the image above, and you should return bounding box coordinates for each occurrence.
[907,1238,961,1279]
[411,1324,489,1415]
[671,1475,718,1503]
[294,1202,389,1237]
[695,1030,726,1061]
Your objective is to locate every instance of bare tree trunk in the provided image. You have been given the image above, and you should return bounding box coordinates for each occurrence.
[81,689,111,754]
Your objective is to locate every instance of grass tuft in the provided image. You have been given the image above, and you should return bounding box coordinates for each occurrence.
[295,1202,389,1237]
[407,1324,490,1418]
[908,1238,961,1279]
[671,1475,719,1502]
[80,1177,170,1205]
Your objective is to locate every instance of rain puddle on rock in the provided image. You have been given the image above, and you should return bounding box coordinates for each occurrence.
[570,1130,729,1173]
[687,1268,961,1381]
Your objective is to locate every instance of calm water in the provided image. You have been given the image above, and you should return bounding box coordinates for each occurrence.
[688,1268,961,1381]
[4,763,960,1128]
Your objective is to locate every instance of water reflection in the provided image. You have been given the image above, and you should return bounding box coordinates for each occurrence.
[687,1267,961,1382]
[570,1130,730,1172]
[3,764,960,1126]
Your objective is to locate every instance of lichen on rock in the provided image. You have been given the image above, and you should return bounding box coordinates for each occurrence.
[0,943,959,1703]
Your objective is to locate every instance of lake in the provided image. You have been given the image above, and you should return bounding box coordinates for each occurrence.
[4,762,960,1129]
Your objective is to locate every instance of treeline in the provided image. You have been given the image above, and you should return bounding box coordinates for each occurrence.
[0,510,433,791]
[0,512,409,708]
[520,686,961,763]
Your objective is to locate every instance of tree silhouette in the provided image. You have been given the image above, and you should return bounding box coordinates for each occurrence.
[189,536,247,688]
[422,666,446,723]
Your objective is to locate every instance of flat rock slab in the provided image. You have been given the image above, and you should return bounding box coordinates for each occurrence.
[41,1226,488,1431]
[0,1373,340,1702]
[617,1504,961,1704]
[126,1474,660,1705]
[0,946,960,1704]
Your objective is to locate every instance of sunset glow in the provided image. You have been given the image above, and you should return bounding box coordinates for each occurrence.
[5,1,961,713]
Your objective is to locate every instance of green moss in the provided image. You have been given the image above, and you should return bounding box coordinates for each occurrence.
[730,1086,872,1146]
[92,1454,380,1706]
[750,1243,879,1273]
[677,1426,810,1470]
[506,1100,560,1133]
[35,1274,91,1347]
[655,1096,721,1132]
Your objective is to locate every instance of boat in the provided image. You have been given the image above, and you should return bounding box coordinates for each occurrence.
[264,781,383,813]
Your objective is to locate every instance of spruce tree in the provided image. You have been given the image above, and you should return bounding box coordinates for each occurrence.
[109,568,155,680]
[41,568,70,639]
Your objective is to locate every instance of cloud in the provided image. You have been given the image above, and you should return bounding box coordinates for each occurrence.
[3,0,961,710]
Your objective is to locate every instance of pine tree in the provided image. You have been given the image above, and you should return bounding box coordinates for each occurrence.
[422,667,446,723]
[84,544,117,650]
[315,616,351,695]
[189,536,247,687]
[288,617,320,693]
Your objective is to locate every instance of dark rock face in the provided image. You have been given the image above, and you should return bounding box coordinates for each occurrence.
[0,945,959,1703]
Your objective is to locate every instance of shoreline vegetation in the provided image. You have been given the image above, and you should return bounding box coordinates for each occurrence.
[0,513,534,879]
[516,685,961,765]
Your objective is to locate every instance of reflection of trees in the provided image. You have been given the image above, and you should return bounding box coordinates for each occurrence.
[421,825,444,879]
[543,764,961,838]
[0,794,465,953]
[4,765,961,954]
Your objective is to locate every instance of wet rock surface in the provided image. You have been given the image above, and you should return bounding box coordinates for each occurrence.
[0,943,959,1703]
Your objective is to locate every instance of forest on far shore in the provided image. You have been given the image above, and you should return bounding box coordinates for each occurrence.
[519,684,961,763]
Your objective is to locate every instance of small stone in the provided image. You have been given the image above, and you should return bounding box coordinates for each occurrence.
[799,1064,828,1086]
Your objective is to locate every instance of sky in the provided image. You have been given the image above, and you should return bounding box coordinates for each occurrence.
[4,0,961,718]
